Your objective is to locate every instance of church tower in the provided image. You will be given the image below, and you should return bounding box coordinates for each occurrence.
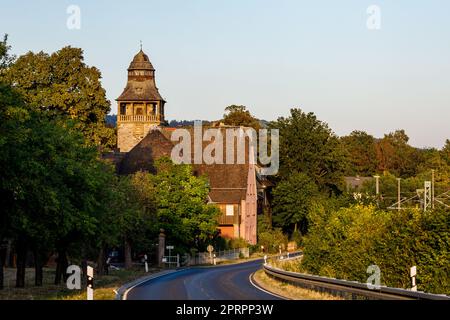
[116,49,166,152]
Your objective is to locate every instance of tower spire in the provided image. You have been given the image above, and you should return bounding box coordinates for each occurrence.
[140,40,142,51]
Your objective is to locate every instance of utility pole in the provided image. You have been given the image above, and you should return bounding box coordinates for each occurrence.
[424,181,432,211]
[431,169,435,209]
[397,178,401,211]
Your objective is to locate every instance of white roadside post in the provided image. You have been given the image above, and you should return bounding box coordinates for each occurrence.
[87,266,94,300]
[264,255,267,265]
[207,245,214,265]
[410,266,417,291]
[213,254,216,265]
[166,245,174,267]
[144,254,148,273]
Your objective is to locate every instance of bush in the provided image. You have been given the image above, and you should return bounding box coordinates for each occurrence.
[258,228,288,254]
[300,205,450,294]
[290,230,303,247]
[228,237,249,249]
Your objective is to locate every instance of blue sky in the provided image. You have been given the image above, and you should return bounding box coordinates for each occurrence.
[1,0,449,148]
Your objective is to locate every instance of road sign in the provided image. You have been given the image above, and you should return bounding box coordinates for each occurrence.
[166,245,174,250]
[207,245,214,253]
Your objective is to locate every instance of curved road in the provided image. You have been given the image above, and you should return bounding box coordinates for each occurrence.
[126,259,281,300]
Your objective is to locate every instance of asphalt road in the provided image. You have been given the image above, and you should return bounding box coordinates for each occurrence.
[126,259,281,300]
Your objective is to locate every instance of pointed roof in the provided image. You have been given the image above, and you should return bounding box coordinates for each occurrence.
[128,49,154,71]
[116,49,165,102]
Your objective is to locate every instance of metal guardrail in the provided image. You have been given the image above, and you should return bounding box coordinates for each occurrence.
[263,263,450,300]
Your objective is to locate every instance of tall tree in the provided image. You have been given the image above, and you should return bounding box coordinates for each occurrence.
[442,139,450,166]
[222,105,261,130]
[1,46,115,148]
[271,108,347,195]
[151,157,220,250]
[0,34,15,71]
[341,130,378,176]
[272,173,319,235]
[376,130,423,177]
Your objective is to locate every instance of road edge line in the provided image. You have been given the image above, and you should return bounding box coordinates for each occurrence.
[120,268,186,300]
[249,271,290,300]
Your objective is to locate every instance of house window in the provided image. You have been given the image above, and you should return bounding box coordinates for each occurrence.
[120,104,126,115]
[226,205,234,216]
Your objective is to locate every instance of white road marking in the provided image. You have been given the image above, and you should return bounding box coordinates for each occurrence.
[248,272,290,300]
[123,269,185,300]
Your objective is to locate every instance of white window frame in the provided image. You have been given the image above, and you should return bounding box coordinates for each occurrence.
[226,204,234,216]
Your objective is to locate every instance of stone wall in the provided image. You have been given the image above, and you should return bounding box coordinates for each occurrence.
[117,122,159,152]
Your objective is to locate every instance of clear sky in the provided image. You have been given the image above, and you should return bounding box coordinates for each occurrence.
[1,0,449,148]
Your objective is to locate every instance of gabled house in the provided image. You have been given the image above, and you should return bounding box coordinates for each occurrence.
[104,49,270,244]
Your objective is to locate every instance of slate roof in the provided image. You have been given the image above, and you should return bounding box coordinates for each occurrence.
[116,79,165,102]
[116,49,165,102]
[128,49,154,71]
[118,127,253,203]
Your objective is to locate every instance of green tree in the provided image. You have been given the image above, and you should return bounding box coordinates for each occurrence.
[121,172,157,269]
[151,157,220,250]
[442,139,450,166]
[272,173,319,235]
[0,34,15,72]
[302,204,450,294]
[341,130,378,176]
[271,108,347,195]
[376,130,423,177]
[0,79,118,286]
[1,46,115,148]
[222,105,261,130]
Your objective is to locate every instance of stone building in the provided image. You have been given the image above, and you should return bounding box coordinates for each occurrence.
[116,49,166,152]
[105,50,266,245]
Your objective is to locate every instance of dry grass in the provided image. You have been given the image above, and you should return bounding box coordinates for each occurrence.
[253,269,342,300]
[0,267,159,300]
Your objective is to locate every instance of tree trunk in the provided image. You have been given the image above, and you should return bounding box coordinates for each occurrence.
[15,238,27,288]
[34,250,44,286]
[97,247,104,276]
[54,249,68,285]
[124,239,132,270]
[0,246,4,290]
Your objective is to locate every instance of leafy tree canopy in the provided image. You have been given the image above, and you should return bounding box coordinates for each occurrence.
[222,105,261,130]
[271,108,347,194]
[272,172,319,235]
[1,45,115,148]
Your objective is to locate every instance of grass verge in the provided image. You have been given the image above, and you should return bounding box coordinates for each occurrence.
[0,267,160,300]
[252,269,341,300]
